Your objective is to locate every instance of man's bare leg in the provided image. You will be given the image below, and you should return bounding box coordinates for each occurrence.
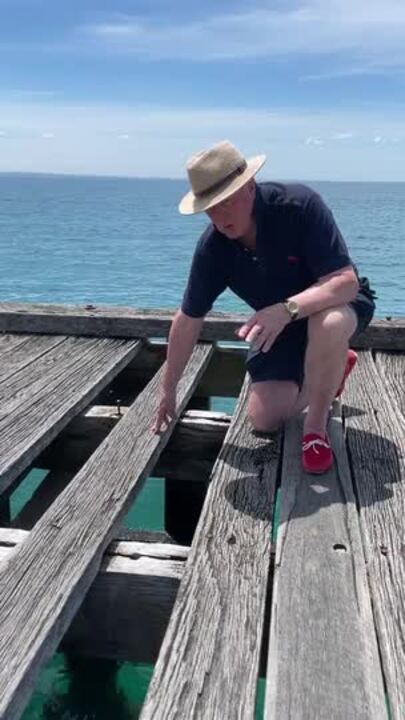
[247,379,299,433]
[288,305,357,435]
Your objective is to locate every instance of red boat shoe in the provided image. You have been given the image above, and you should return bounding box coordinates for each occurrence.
[302,432,333,474]
[335,349,358,398]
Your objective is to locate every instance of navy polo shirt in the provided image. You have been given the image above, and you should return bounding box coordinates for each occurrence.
[181,182,355,318]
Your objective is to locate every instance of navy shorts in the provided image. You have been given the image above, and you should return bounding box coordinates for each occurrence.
[246,286,376,387]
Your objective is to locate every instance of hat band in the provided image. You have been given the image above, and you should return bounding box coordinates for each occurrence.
[194,161,248,199]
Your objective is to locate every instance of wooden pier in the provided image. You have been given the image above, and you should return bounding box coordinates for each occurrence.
[0,302,403,719]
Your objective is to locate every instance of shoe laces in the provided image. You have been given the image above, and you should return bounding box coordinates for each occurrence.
[302,438,330,454]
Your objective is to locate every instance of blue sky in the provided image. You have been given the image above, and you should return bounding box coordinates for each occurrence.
[1,0,405,180]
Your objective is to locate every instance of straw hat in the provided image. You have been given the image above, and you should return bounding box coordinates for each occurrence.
[179,140,266,215]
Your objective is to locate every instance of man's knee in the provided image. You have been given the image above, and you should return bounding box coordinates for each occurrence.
[248,408,284,433]
[247,379,300,432]
[308,304,357,342]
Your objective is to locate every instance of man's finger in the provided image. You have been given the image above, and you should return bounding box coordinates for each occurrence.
[152,406,167,433]
[152,414,164,433]
[245,323,263,344]
[236,316,257,339]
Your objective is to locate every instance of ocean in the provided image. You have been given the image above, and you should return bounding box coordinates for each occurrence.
[0,174,404,316]
[0,173,404,719]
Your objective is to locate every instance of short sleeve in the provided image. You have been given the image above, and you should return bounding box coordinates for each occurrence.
[302,191,352,279]
[181,229,228,318]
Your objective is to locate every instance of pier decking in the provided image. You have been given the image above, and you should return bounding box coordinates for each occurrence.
[0,303,403,720]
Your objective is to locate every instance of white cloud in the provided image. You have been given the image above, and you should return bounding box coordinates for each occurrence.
[371,135,401,145]
[331,132,354,141]
[41,132,55,139]
[0,131,6,137]
[117,133,130,140]
[79,0,405,73]
[0,100,404,180]
[11,90,61,99]
[305,137,325,146]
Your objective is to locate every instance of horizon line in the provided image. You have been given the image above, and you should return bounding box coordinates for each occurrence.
[1,170,405,184]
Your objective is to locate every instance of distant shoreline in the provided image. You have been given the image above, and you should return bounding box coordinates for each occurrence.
[0,171,404,184]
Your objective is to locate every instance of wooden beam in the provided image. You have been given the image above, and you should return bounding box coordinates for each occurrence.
[141,377,279,720]
[0,303,403,349]
[0,528,188,665]
[264,407,386,719]
[344,351,405,720]
[0,343,212,720]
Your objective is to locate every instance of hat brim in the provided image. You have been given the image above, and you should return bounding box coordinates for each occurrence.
[178,154,266,215]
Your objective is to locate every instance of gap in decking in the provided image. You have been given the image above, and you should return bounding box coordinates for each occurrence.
[258,427,284,680]
[97,340,247,407]
[23,650,154,719]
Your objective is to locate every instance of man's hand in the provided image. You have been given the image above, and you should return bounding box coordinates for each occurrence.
[236,303,290,352]
[152,389,177,433]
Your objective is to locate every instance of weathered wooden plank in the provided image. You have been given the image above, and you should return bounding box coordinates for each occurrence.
[141,376,279,720]
[0,334,65,384]
[265,407,386,720]
[375,351,405,417]
[0,336,141,492]
[344,351,405,720]
[0,528,188,665]
[0,343,212,720]
[0,303,402,349]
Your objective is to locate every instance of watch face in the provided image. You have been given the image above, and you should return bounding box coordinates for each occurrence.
[287,300,299,317]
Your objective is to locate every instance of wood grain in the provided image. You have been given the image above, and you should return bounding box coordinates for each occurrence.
[375,351,405,417]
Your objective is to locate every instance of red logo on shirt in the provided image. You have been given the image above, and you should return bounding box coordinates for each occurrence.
[288,255,299,263]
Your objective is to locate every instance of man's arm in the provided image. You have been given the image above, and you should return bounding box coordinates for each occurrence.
[237,266,359,350]
[287,265,359,320]
[153,309,204,432]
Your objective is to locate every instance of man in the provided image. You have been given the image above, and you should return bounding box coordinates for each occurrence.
[153,140,376,473]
